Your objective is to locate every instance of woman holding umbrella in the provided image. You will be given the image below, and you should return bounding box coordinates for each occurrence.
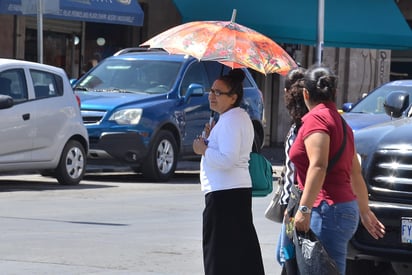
[193,69,265,275]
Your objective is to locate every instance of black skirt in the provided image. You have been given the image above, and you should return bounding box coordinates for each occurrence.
[203,188,265,275]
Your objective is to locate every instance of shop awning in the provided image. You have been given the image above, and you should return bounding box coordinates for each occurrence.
[172,0,412,50]
[0,0,144,26]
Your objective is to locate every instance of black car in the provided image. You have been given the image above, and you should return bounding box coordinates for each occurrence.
[347,91,412,274]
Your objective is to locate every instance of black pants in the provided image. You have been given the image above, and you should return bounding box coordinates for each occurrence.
[203,188,265,275]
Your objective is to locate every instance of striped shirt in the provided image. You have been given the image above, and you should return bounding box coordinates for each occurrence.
[280,124,297,205]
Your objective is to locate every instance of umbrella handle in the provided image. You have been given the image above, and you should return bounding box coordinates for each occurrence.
[202,111,215,138]
[209,111,215,125]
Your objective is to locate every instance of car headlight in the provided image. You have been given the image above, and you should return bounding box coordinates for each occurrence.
[109,109,142,125]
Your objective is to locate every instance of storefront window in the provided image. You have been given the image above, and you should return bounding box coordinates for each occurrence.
[25,29,79,77]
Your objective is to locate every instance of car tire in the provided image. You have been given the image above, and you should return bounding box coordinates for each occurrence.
[55,140,86,185]
[142,130,177,182]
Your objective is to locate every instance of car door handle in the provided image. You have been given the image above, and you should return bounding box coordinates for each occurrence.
[22,113,30,120]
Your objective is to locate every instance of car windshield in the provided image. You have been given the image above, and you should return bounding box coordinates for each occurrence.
[75,59,182,94]
[350,83,412,114]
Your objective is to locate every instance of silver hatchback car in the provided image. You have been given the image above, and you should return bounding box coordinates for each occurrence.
[0,58,89,185]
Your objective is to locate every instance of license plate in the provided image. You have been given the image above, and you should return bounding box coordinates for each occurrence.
[401,217,412,244]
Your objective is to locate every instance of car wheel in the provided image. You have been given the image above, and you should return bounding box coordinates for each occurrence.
[142,130,177,182]
[55,140,86,185]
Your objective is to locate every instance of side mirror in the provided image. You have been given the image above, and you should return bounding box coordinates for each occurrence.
[383,90,409,118]
[341,102,353,112]
[184,83,205,102]
[0,95,14,109]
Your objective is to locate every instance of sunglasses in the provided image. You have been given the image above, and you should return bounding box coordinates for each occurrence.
[210,88,232,97]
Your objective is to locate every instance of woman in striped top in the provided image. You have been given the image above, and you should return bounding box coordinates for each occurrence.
[276,67,308,274]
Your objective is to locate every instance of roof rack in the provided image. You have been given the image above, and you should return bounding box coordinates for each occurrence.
[113,47,166,56]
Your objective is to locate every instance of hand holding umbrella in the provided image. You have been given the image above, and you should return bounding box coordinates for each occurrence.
[202,111,215,139]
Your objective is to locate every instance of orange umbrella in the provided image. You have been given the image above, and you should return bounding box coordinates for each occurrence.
[140,10,297,76]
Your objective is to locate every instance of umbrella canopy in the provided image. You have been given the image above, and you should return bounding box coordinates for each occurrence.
[141,10,297,75]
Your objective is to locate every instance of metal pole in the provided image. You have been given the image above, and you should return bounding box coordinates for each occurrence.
[81,21,86,76]
[37,0,43,63]
[316,0,324,65]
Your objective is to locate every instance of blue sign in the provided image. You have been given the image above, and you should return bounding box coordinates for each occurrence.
[0,0,144,26]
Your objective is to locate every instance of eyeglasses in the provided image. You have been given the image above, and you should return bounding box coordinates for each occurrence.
[210,88,232,97]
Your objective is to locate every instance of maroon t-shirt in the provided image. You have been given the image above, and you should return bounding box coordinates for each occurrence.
[289,102,356,207]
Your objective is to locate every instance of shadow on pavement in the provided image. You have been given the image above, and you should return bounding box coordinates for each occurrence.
[0,179,115,192]
[84,170,200,184]
[0,215,129,227]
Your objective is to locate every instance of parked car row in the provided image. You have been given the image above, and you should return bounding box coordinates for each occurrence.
[0,50,265,183]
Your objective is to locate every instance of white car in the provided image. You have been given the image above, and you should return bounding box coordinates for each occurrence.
[0,58,89,185]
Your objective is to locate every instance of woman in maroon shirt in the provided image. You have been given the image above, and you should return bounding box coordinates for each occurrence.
[289,65,385,274]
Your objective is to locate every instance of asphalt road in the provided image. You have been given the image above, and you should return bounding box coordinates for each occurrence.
[0,166,283,275]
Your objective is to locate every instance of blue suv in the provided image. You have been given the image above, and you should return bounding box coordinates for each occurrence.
[73,48,265,181]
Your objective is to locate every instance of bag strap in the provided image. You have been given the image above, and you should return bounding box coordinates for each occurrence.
[252,139,260,153]
[327,116,347,172]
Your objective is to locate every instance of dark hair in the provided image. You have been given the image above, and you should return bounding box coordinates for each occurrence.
[218,68,245,107]
[304,65,338,102]
[284,67,308,129]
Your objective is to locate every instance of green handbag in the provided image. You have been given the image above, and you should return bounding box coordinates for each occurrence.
[249,152,273,197]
